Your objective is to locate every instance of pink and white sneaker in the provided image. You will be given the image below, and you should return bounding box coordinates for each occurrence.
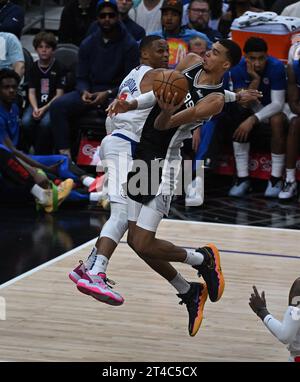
[69,260,86,284]
[77,272,124,306]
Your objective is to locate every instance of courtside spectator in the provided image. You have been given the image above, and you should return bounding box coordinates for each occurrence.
[225,37,287,198]
[50,0,139,158]
[22,32,65,155]
[0,68,73,213]
[129,0,163,34]
[0,31,24,79]
[186,0,222,42]
[151,0,211,68]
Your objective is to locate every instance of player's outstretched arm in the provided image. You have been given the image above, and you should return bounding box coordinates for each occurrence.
[106,98,137,117]
[155,92,224,130]
[250,285,300,344]
[224,89,262,106]
[105,69,167,117]
[106,90,157,117]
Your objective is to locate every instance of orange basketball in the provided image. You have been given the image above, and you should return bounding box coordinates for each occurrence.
[153,70,189,105]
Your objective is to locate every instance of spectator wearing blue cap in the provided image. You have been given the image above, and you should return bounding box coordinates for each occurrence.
[50,0,140,158]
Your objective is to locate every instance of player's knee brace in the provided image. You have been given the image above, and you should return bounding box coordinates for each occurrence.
[100,202,128,244]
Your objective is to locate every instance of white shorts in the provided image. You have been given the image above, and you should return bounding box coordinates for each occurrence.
[99,134,135,204]
[127,194,172,232]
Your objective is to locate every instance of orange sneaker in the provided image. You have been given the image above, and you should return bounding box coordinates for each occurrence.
[42,179,74,213]
[193,244,224,302]
[178,282,208,337]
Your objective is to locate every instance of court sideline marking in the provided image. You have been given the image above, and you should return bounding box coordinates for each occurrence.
[0,220,299,290]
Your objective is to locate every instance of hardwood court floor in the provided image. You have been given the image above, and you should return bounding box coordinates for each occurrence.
[0,220,299,362]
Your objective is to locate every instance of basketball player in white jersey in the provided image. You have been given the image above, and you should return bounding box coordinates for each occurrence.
[69,36,170,305]
[249,280,300,362]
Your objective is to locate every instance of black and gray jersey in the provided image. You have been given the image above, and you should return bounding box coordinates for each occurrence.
[134,62,224,162]
[128,62,224,203]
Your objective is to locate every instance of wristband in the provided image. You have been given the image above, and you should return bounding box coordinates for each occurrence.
[224,90,237,103]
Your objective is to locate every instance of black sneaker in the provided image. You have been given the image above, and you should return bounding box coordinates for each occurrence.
[193,244,224,302]
[177,282,208,337]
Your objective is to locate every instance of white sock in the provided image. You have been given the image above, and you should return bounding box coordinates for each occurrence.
[82,176,95,187]
[286,168,296,183]
[30,184,50,204]
[271,153,285,178]
[169,273,190,294]
[89,254,109,275]
[183,248,204,266]
[233,142,250,178]
[85,246,97,270]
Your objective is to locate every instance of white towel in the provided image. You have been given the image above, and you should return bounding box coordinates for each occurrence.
[237,11,277,27]
[235,11,300,32]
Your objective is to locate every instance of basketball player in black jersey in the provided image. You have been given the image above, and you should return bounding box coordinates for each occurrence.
[82,39,260,336]
[124,40,244,336]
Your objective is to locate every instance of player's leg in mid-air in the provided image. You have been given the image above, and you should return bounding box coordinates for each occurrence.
[125,197,223,336]
[69,135,134,305]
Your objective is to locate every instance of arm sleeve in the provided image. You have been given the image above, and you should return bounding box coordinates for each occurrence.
[263,306,300,344]
[254,89,285,122]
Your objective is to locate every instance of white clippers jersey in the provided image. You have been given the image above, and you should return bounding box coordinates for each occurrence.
[107,65,153,142]
[264,306,300,360]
